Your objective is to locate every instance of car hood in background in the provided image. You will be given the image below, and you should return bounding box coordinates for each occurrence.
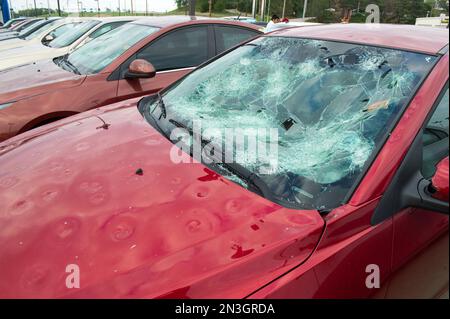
[0,59,86,104]
[0,102,324,298]
[0,32,19,41]
[0,37,40,52]
[0,43,66,71]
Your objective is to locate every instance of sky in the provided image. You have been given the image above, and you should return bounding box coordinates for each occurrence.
[8,0,178,13]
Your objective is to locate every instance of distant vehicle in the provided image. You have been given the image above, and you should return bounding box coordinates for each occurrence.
[416,14,449,28]
[0,17,61,41]
[0,18,41,33]
[0,17,262,141]
[223,16,258,24]
[0,17,138,71]
[0,18,91,51]
[0,17,26,30]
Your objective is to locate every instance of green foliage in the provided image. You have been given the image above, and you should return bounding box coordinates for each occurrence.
[175,0,444,23]
[17,8,58,17]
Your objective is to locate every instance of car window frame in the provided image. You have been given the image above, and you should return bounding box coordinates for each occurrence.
[108,24,221,81]
[212,24,261,55]
[370,80,449,224]
[129,24,214,77]
[422,83,449,179]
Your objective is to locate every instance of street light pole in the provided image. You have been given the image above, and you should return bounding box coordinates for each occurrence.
[33,0,37,17]
[260,0,265,21]
[282,0,286,18]
[118,0,120,15]
[252,0,256,18]
[302,0,308,19]
[208,0,212,17]
[95,0,100,17]
[57,0,61,16]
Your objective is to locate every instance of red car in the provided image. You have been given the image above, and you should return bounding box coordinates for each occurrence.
[0,24,448,299]
[0,16,261,141]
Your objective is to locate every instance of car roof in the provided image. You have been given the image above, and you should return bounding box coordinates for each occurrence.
[128,15,252,28]
[96,16,148,22]
[268,23,449,55]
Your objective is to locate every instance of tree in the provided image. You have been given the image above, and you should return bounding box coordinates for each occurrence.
[176,0,189,8]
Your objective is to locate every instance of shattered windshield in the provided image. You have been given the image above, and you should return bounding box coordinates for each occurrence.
[141,36,437,211]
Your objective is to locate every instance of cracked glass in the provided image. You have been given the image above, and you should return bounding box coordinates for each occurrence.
[142,36,438,211]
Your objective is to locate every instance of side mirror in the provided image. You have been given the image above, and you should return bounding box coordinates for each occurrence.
[124,59,156,80]
[43,34,54,43]
[429,157,449,202]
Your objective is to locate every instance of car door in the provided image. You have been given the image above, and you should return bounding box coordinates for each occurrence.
[116,25,214,100]
[391,84,449,271]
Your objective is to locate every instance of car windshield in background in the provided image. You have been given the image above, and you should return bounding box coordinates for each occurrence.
[2,19,23,28]
[49,20,100,48]
[141,36,438,211]
[18,19,52,37]
[23,19,62,40]
[65,23,159,74]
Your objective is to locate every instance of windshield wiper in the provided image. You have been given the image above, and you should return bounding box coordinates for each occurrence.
[141,96,274,200]
[139,96,170,140]
[62,58,81,75]
[151,92,167,120]
[168,119,273,199]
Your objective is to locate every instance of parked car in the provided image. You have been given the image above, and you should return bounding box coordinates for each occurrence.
[0,17,138,70]
[0,16,261,141]
[0,18,91,52]
[0,18,41,34]
[223,16,258,24]
[0,24,447,299]
[0,17,27,31]
[0,17,61,42]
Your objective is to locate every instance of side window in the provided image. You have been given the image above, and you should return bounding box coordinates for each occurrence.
[137,26,209,72]
[89,21,129,40]
[214,25,259,54]
[422,87,449,179]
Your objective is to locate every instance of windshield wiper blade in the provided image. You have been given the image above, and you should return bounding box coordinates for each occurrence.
[153,92,167,120]
[218,162,273,199]
[59,56,80,75]
[168,119,273,199]
[64,59,81,75]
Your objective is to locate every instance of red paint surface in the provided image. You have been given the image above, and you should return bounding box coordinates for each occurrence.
[432,157,449,202]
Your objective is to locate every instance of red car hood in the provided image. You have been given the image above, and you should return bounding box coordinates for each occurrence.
[0,101,324,299]
[0,59,85,104]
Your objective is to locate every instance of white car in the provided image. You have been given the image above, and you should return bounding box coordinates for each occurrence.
[0,18,81,52]
[0,17,139,71]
